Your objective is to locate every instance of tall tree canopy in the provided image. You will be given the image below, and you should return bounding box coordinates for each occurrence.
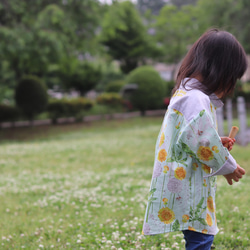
[100,1,157,74]
[196,0,250,53]
[154,4,200,64]
[137,0,167,15]
[0,0,101,83]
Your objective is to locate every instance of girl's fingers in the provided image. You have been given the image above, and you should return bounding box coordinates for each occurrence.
[238,167,246,175]
[234,177,239,182]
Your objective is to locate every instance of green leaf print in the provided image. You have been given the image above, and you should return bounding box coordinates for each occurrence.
[179,141,205,164]
[189,197,206,224]
[199,110,205,117]
[180,141,197,159]
[166,145,188,167]
[149,188,157,196]
[198,218,207,226]
[172,219,180,231]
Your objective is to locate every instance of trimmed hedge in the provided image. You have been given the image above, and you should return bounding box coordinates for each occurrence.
[47,98,93,123]
[96,92,123,106]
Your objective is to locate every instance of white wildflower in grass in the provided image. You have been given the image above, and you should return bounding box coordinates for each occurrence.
[20,234,25,237]
[0,118,250,249]
[38,244,44,248]
[171,242,179,248]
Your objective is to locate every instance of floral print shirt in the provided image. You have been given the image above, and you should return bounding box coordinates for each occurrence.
[142,78,237,236]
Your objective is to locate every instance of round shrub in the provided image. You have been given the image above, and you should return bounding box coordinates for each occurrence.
[126,66,165,114]
[105,80,126,93]
[15,75,48,120]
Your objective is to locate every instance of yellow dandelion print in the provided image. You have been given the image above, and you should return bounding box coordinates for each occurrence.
[188,226,196,231]
[158,207,175,224]
[162,198,168,205]
[163,165,169,174]
[173,109,183,116]
[192,163,199,171]
[203,179,207,187]
[202,164,211,174]
[206,213,213,227]
[175,121,181,129]
[202,229,208,234]
[159,132,165,147]
[212,145,219,153]
[225,156,228,160]
[207,196,215,213]
[158,149,167,162]
[182,214,189,223]
[197,146,214,161]
[174,167,186,180]
[210,103,213,113]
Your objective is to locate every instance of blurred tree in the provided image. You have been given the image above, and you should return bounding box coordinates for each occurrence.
[196,0,250,53]
[59,57,102,96]
[154,4,200,64]
[171,0,198,8]
[100,1,158,74]
[0,0,102,94]
[137,0,167,15]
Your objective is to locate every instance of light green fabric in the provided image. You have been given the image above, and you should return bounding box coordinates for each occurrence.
[143,79,236,236]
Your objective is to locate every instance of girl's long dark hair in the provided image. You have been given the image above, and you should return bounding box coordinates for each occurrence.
[173,29,248,98]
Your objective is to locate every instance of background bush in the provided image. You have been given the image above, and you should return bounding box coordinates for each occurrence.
[126,66,165,114]
[47,98,93,123]
[0,104,19,123]
[105,80,126,93]
[96,92,123,107]
[15,75,48,121]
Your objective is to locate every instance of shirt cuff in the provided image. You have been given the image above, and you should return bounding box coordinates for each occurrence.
[204,154,237,177]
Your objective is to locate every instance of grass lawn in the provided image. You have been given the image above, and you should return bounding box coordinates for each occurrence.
[0,117,250,249]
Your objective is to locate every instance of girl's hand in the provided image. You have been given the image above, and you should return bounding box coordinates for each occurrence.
[221,137,236,151]
[224,164,245,185]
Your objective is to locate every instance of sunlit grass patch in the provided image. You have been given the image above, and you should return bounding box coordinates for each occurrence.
[0,117,250,249]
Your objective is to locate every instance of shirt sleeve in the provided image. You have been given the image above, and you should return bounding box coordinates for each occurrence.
[176,109,237,177]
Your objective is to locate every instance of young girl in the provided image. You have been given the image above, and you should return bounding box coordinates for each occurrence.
[142,29,247,249]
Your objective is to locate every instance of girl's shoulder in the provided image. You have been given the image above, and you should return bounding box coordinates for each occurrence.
[169,88,210,121]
